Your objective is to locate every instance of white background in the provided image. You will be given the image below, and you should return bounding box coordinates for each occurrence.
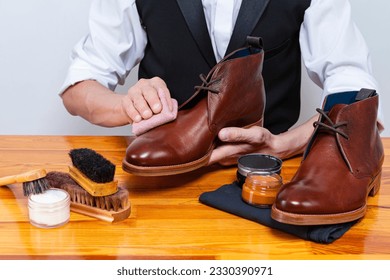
[0,0,389,136]
[0,260,389,279]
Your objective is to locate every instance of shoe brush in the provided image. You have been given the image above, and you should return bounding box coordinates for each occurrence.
[68,148,118,197]
[0,169,49,196]
[46,171,131,223]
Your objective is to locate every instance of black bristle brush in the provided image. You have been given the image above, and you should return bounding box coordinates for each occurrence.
[0,169,49,196]
[68,148,118,196]
[46,171,131,223]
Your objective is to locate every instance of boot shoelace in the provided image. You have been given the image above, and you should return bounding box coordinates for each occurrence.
[194,74,221,93]
[313,108,354,172]
[313,108,349,140]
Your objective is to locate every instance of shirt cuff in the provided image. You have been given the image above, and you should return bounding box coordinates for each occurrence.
[58,67,115,96]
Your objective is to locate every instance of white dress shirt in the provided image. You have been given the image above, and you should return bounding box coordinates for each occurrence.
[60,0,381,120]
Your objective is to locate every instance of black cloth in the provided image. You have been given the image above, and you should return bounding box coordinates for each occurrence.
[199,182,357,244]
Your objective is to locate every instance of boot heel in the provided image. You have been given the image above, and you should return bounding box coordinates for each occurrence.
[369,170,382,197]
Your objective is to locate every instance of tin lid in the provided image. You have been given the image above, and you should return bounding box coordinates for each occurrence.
[237,153,282,176]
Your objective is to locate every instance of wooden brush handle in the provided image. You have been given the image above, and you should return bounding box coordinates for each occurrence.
[68,166,118,196]
[70,202,131,223]
[0,169,46,186]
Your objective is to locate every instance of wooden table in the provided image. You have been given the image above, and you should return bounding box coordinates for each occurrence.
[0,136,389,260]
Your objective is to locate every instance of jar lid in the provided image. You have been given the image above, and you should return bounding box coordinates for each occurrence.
[237,153,282,176]
[28,188,70,208]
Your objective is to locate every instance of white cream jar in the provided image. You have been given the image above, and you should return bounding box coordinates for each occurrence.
[28,188,70,228]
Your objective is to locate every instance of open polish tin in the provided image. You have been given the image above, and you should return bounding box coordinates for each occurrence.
[237,154,283,208]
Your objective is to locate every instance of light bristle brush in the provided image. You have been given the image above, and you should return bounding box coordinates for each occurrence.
[46,171,131,223]
[0,169,49,196]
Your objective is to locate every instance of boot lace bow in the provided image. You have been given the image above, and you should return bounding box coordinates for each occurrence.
[313,108,349,140]
[194,74,220,94]
[309,108,353,172]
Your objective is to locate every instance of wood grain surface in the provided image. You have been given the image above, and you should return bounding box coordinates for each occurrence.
[0,136,389,260]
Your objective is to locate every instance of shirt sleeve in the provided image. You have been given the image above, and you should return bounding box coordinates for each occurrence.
[59,0,147,94]
[299,0,383,125]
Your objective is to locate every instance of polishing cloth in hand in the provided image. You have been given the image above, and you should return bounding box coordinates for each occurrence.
[132,90,178,136]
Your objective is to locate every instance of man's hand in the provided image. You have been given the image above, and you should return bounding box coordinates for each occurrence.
[62,77,174,127]
[208,126,278,166]
[121,77,173,123]
[208,114,318,166]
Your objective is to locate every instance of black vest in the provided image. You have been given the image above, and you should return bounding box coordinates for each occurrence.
[136,0,311,134]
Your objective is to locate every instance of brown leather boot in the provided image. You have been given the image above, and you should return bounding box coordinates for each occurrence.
[271,89,384,225]
[122,38,265,176]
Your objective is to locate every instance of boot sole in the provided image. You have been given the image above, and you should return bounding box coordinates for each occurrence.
[270,170,382,225]
[122,119,263,176]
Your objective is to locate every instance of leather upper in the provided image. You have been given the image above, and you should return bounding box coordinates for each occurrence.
[275,94,384,215]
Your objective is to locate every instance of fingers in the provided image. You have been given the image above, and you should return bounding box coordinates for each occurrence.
[208,126,274,166]
[121,94,143,123]
[208,144,245,166]
[157,88,170,112]
[133,78,166,116]
[123,77,173,123]
[218,126,266,143]
[158,87,173,112]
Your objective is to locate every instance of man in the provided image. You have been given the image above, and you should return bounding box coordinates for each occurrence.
[60,0,382,166]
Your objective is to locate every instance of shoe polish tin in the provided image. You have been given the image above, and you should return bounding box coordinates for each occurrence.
[28,188,70,228]
[236,153,282,187]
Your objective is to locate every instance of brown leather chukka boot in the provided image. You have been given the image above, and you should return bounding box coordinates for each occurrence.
[271,89,384,225]
[122,37,265,176]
